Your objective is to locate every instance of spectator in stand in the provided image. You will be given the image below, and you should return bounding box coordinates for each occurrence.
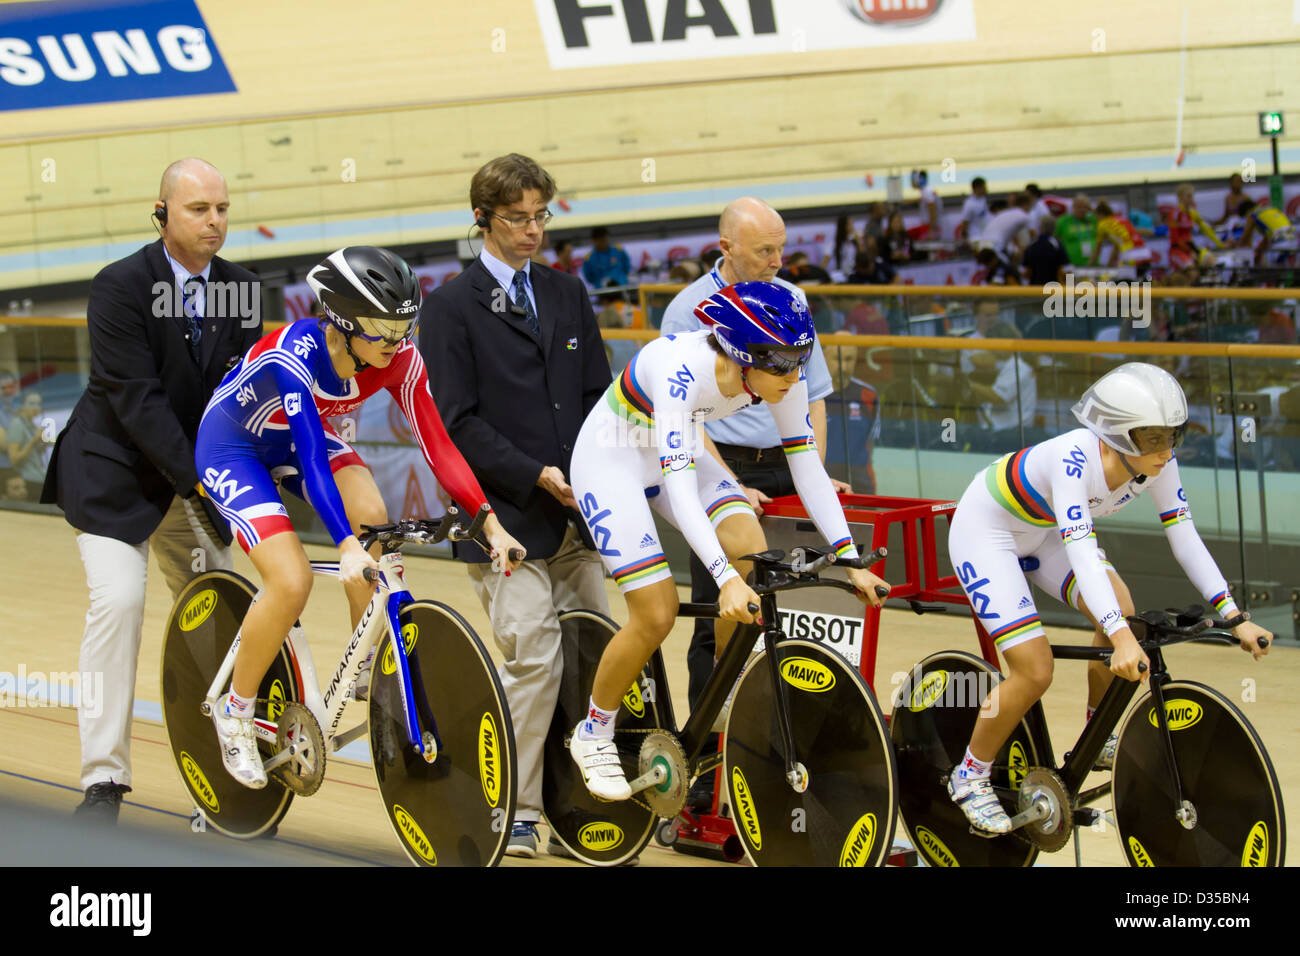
[1,469,27,502]
[668,259,701,285]
[913,170,943,239]
[882,210,913,264]
[981,193,1036,266]
[830,214,862,273]
[844,239,899,285]
[700,248,724,272]
[1213,173,1251,228]
[865,202,889,241]
[0,369,18,423]
[1023,215,1071,286]
[1025,184,1052,227]
[960,299,1004,377]
[967,320,1036,449]
[595,289,628,329]
[581,226,631,289]
[959,177,991,247]
[1167,183,1222,272]
[7,390,48,499]
[552,238,577,274]
[974,248,1021,286]
[779,250,832,286]
[1091,201,1153,271]
[1055,194,1097,267]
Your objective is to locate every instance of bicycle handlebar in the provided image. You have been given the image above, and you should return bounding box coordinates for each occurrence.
[357,504,493,551]
[1052,604,1267,663]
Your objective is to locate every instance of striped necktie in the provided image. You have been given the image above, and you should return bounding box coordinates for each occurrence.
[511,270,539,336]
[183,274,205,362]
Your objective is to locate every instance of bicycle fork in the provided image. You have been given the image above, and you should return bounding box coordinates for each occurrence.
[759,592,810,794]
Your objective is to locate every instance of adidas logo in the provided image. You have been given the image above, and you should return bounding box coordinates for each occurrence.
[1017,596,1033,610]
[639,534,656,549]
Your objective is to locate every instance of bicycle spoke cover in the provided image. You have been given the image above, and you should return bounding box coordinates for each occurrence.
[369,601,515,867]
[724,639,897,867]
[1114,681,1285,867]
[889,651,1041,867]
[161,571,295,838]
[543,610,658,867]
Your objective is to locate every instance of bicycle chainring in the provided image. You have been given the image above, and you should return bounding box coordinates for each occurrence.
[638,732,688,818]
[1016,767,1072,853]
[271,702,327,797]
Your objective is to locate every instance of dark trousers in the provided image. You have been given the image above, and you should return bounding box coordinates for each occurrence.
[686,447,797,708]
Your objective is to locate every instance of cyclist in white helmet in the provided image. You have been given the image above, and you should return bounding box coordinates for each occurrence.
[944,362,1272,834]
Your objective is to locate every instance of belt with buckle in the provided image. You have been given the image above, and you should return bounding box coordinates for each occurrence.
[714,442,785,465]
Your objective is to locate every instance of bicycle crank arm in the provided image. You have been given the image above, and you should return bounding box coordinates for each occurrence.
[260,748,295,773]
[1006,795,1053,831]
[626,763,668,795]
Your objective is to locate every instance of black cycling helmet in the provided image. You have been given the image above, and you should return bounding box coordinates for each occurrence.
[307,246,422,348]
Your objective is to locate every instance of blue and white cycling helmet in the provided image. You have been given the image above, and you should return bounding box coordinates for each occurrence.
[694,281,816,374]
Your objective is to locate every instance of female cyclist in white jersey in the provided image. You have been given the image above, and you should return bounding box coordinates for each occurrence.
[566,281,889,801]
[945,362,1272,833]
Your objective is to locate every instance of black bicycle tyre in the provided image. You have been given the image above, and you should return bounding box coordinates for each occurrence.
[541,609,660,868]
[368,600,517,867]
[160,570,296,839]
[889,650,1043,867]
[722,638,898,866]
[1113,679,1285,867]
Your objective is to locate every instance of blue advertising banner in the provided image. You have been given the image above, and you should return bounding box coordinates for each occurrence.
[0,0,237,112]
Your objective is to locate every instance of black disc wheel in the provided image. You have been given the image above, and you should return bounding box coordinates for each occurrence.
[369,600,516,866]
[542,609,661,867]
[1114,680,1285,867]
[890,651,1044,867]
[723,639,898,866]
[161,571,296,839]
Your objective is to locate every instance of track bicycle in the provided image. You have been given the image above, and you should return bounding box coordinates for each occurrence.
[160,505,519,866]
[890,605,1284,867]
[541,544,898,867]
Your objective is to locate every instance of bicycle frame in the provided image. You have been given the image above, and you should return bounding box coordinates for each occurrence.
[202,550,437,760]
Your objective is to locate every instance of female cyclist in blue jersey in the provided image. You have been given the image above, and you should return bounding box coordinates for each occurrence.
[945,362,1272,833]
[565,281,890,801]
[196,246,524,789]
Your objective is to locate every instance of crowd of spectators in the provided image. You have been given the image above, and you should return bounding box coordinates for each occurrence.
[0,370,49,502]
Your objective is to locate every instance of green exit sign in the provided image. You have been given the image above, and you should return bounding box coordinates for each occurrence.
[1259,111,1284,136]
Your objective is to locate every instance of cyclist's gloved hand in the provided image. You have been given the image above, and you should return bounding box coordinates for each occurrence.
[719,577,761,625]
[1109,628,1149,682]
[1234,620,1272,660]
[339,538,380,589]
[848,567,889,608]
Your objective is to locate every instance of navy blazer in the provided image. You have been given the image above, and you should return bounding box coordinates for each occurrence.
[420,258,612,562]
[41,240,263,545]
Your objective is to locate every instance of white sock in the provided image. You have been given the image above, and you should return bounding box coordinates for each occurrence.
[956,748,992,780]
[581,699,618,739]
[224,690,255,719]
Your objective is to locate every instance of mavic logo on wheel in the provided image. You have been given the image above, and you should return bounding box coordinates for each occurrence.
[731,767,762,850]
[180,752,219,812]
[178,589,218,632]
[1242,821,1269,867]
[839,813,877,867]
[622,680,645,718]
[779,657,836,693]
[268,679,285,722]
[1007,740,1028,790]
[1148,699,1202,731]
[1127,835,1153,867]
[915,827,958,867]
[577,822,624,852]
[478,712,501,808]
[393,804,437,864]
[380,624,418,675]
[908,670,948,711]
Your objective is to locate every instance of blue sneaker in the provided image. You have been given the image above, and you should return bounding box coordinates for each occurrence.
[506,821,539,859]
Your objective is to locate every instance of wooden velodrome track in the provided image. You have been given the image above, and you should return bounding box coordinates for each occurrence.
[1,508,1294,867]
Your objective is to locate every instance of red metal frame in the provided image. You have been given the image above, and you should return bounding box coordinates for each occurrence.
[761,493,998,692]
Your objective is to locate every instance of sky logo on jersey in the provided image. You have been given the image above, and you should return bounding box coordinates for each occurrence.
[0,0,237,112]
[1061,445,1087,479]
[666,364,695,401]
[203,468,251,506]
[578,492,621,557]
[956,561,999,620]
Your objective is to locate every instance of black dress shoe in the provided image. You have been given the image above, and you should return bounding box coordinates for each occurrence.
[74,782,132,823]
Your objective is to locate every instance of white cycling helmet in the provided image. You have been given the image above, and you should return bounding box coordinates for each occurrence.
[1071,362,1188,456]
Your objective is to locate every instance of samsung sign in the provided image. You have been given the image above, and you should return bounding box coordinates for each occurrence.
[0,0,236,112]
[533,0,976,70]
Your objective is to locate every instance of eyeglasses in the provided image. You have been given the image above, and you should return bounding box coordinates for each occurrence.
[353,315,418,348]
[750,345,813,376]
[1129,424,1187,454]
[494,209,553,230]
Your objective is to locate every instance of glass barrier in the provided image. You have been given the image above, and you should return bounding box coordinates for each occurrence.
[5,303,1297,641]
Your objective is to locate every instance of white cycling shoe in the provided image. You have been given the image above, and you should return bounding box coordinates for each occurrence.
[213,693,268,790]
[1094,733,1119,772]
[947,767,1011,835]
[569,722,631,802]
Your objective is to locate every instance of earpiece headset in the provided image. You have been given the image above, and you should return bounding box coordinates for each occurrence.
[153,201,168,227]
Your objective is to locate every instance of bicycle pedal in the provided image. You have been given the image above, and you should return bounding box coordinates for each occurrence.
[968,825,1003,840]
